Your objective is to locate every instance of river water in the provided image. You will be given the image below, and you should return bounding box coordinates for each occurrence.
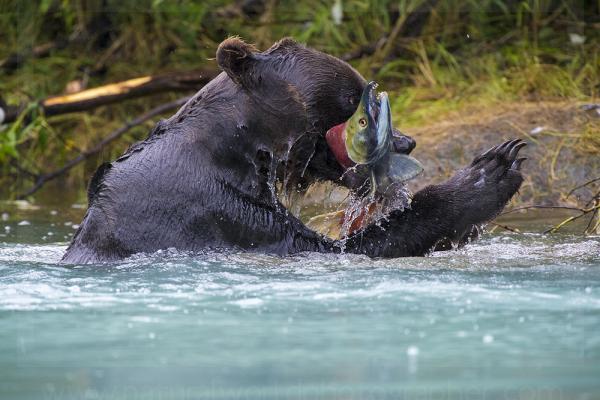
[1,203,599,400]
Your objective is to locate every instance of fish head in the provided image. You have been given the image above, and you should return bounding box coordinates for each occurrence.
[326,81,423,201]
[344,81,392,165]
[325,82,393,168]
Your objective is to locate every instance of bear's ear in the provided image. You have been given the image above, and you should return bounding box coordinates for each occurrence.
[265,37,301,54]
[217,37,259,85]
[273,37,298,50]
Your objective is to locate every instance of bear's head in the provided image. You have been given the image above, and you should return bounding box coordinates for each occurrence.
[217,37,364,134]
[216,37,413,196]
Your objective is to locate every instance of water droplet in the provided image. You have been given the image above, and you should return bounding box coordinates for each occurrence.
[530,126,545,135]
[406,345,419,356]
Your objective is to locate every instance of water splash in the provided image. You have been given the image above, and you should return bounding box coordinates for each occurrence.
[335,181,410,242]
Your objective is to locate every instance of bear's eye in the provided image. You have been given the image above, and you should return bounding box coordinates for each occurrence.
[358,118,367,128]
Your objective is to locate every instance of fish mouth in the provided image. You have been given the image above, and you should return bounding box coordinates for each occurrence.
[325,122,354,170]
[362,81,380,128]
[350,81,391,165]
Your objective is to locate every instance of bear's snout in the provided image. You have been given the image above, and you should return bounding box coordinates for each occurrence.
[392,132,416,155]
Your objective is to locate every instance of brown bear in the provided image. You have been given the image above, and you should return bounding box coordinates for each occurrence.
[61,38,525,263]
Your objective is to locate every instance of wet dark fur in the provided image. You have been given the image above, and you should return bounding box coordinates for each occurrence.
[62,38,525,263]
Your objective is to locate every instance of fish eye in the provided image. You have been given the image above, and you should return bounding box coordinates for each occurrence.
[358,118,367,128]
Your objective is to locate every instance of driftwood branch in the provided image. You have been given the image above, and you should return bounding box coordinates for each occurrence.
[1,69,217,124]
[567,177,600,197]
[543,204,600,234]
[489,221,521,233]
[17,96,191,199]
[500,205,586,215]
[499,177,600,235]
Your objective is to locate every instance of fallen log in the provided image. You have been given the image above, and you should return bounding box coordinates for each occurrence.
[1,68,218,124]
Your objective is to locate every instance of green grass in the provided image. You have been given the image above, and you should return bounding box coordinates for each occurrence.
[1,0,598,199]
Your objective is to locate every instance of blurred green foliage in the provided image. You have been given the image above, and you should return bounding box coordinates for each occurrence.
[0,0,598,199]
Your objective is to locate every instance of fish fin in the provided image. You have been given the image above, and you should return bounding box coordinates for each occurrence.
[388,154,424,182]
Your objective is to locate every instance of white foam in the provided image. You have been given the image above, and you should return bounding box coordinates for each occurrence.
[231,298,264,308]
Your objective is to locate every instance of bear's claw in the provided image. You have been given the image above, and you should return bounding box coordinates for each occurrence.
[431,137,527,244]
[511,157,527,171]
[471,138,526,167]
[508,141,527,161]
